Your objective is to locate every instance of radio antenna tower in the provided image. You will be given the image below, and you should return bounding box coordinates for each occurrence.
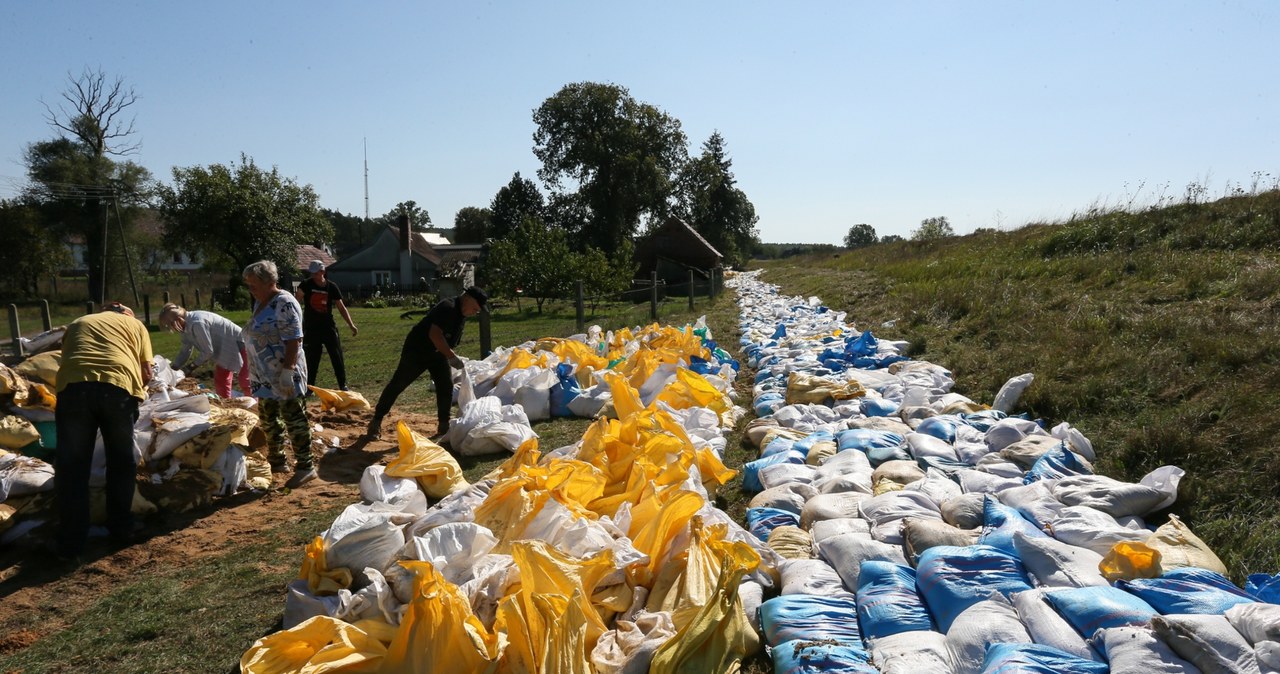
[363,137,370,221]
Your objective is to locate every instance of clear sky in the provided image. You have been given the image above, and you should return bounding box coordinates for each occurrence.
[1,1,1276,244]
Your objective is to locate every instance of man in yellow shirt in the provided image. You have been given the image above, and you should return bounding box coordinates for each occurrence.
[54,303,153,559]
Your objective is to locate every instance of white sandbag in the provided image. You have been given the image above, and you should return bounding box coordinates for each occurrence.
[636,363,680,407]
[1139,465,1185,512]
[1051,474,1168,518]
[799,492,870,529]
[997,481,1069,530]
[0,453,55,500]
[1010,588,1101,661]
[748,483,818,516]
[993,373,1033,413]
[1258,642,1280,674]
[872,460,926,487]
[567,383,611,417]
[283,579,343,629]
[999,434,1065,470]
[847,415,913,435]
[1050,421,1096,462]
[946,593,1032,674]
[333,567,402,626]
[323,503,408,586]
[902,518,979,561]
[859,490,942,526]
[1227,603,1280,646]
[513,367,558,422]
[1152,613,1261,674]
[739,579,764,635]
[908,432,960,462]
[359,464,426,511]
[872,519,906,545]
[779,558,854,598]
[208,444,248,496]
[1047,505,1151,555]
[758,462,821,490]
[1012,531,1109,588]
[809,517,872,543]
[869,628,955,674]
[955,469,1023,495]
[941,493,988,529]
[1091,625,1201,673]
[591,611,678,674]
[985,417,1048,452]
[818,444,875,475]
[1145,514,1229,576]
[813,472,875,496]
[905,469,964,507]
[404,479,490,537]
[147,411,211,461]
[456,553,517,628]
[816,531,907,590]
[401,521,498,586]
[975,454,1027,478]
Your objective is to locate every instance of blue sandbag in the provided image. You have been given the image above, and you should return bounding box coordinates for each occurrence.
[549,363,581,417]
[1247,572,1280,603]
[866,444,913,468]
[772,323,788,339]
[758,594,863,646]
[856,561,934,639]
[770,639,877,674]
[845,330,879,357]
[1043,586,1159,638]
[916,455,972,477]
[791,431,834,458]
[1117,567,1256,615]
[860,397,900,417]
[915,416,960,444]
[916,544,1034,633]
[836,428,904,453]
[761,436,798,458]
[960,410,1008,432]
[754,392,785,417]
[979,495,1050,555]
[746,507,800,541]
[981,642,1110,674]
[1023,443,1092,484]
[742,449,806,493]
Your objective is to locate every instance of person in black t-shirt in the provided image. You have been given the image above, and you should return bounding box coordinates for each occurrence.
[366,285,487,441]
[296,260,358,390]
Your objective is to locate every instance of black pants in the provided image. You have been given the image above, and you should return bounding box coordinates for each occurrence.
[372,343,453,429]
[304,323,346,390]
[55,382,139,556]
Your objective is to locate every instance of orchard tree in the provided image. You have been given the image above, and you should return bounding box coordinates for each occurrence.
[157,154,331,290]
[488,172,545,242]
[911,216,954,241]
[576,241,635,313]
[485,219,576,313]
[453,206,491,244]
[25,68,151,302]
[0,199,70,297]
[843,223,878,248]
[323,208,377,256]
[677,131,759,267]
[533,82,688,254]
[375,200,431,230]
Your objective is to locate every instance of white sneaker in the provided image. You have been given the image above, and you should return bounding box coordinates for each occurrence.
[285,466,318,489]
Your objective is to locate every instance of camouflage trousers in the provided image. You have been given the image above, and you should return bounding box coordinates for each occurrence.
[258,397,313,470]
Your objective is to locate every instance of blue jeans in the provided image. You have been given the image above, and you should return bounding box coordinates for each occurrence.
[55,382,139,556]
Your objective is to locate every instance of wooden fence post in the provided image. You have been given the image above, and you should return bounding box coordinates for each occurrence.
[650,272,658,321]
[575,280,585,333]
[479,306,493,358]
[688,271,695,311]
[8,305,23,358]
[710,268,717,300]
[163,291,170,305]
[40,300,52,331]
[143,295,152,327]
[180,293,186,308]
[85,301,95,315]
[195,289,202,310]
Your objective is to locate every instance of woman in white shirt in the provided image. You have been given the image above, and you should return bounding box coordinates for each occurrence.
[158,303,249,398]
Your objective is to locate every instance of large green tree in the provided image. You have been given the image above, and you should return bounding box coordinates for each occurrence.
[375,200,431,230]
[676,131,759,267]
[485,219,577,313]
[323,208,378,256]
[843,223,878,248]
[157,154,331,289]
[0,199,70,298]
[25,68,152,302]
[533,82,688,254]
[489,172,546,242]
[452,206,491,244]
[912,216,954,241]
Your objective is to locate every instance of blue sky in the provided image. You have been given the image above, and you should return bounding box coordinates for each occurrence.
[1,1,1276,244]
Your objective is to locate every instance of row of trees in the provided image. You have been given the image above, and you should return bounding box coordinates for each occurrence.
[841,216,957,249]
[3,73,761,302]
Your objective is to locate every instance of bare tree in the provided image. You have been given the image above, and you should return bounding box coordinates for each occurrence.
[42,67,140,157]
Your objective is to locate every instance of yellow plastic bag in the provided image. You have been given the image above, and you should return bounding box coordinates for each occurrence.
[384,422,467,499]
[207,406,261,446]
[18,382,57,411]
[14,351,60,386]
[1100,541,1163,581]
[0,415,40,450]
[785,371,865,405]
[767,525,814,560]
[382,561,502,673]
[299,536,354,595]
[240,615,392,674]
[646,517,763,629]
[307,386,371,412]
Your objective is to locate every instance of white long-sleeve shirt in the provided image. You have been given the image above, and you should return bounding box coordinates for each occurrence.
[173,310,245,372]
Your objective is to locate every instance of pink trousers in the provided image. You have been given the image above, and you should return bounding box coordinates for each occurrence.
[213,348,252,398]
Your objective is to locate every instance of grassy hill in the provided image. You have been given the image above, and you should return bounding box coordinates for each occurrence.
[756,187,1280,580]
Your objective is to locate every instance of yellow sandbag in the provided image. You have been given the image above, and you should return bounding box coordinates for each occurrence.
[647,518,762,629]
[14,351,60,386]
[758,426,807,448]
[89,486,157,523]
[784,371,865,405]
[1100,541,1163,581]
[628,488,705,588]
[767,525,813,560]
[244,452,273,490]
[0,364,29,404]
[18,382,56,411]
[1145,514,1228,576]
[873,477,905,495]
[0,415,40,450]
[307,386,371,412]
[299,536,354,595]
[384,422,467,499]
[172,424,237,469]
[495,540,615,671]
[648,540,761,674]
[656,368,727,414]
[240,615,392,674]
[805,440,837,466]
[382,561,502,673]
[207,406,260,446]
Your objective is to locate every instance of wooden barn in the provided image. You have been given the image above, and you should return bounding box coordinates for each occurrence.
[634,217,723,293]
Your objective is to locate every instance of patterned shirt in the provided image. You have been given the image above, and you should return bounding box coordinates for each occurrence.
[243,290,308,400]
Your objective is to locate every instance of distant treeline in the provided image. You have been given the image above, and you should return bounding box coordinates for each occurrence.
[751,242,840,260]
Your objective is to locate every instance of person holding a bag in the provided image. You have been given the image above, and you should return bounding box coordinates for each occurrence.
[242,260,315,488]
[158,303,250,398]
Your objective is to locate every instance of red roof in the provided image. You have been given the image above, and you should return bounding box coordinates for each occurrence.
[295,245,337,271]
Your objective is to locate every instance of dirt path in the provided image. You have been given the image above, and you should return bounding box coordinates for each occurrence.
[0,403,440,656]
